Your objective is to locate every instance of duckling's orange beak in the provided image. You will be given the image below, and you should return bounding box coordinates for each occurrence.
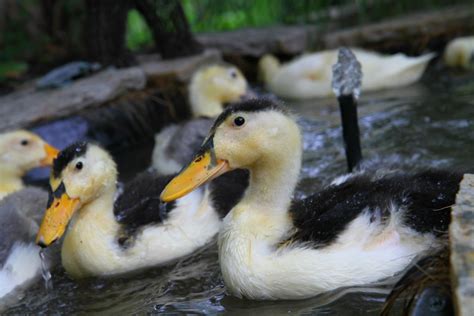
[40,143,59,167]
[36,185,80,247]
[160,149,230,202]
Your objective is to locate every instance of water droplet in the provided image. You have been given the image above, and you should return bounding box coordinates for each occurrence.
[39,249,53,291]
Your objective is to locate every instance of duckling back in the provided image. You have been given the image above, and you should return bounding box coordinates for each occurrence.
[357,50,435,91]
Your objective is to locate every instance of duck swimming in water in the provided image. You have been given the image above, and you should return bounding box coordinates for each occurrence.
[0,130,59,199]
[258,49,434,99]
[35,142,248,278]
[0,131,58,300]
[152,64,249,175]
[161,99,462,300]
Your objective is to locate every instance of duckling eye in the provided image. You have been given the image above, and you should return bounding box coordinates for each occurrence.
[233,116,245,127]
[229,70,238,79]
[75,161,83,171]
[20,139,29,146]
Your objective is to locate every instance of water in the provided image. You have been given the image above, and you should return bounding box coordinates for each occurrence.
[4,67,474,314]
[39,249,53,292]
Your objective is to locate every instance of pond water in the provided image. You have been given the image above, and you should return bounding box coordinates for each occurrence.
[4,67,474,314]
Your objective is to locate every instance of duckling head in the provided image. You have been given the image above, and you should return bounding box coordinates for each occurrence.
[444,37,474,69]
[36,142,117,247]
[258,54,280,84]
[0,130,59,175]
[189,64,248,117]
[161,98,302,202]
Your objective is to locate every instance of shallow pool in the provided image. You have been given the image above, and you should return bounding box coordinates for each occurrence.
[4,67,474,314]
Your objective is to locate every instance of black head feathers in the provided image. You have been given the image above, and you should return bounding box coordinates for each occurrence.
[52,141,88,178]
[211,98,288,132]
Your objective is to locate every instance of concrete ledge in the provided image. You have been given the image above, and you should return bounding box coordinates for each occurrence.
[450,173,474,316]
[0,50,222,132]
[0,67,146,132]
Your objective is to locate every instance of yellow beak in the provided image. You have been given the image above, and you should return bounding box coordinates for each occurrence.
[160,150,230,202]
[36,190,80,247]
[40,143,59,167]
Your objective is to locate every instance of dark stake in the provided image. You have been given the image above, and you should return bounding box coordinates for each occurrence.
[338,94,362,172]
[332,48,363,172]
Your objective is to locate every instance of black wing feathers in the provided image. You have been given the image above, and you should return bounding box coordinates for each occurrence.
[209,169,249,218]
[114,170,176,230]
[289,170,462,248]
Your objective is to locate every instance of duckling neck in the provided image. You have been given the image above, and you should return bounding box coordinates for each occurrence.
[189,92,223,117]
[0,165,23,198]
[245,158,300,213]
[61,185,121,277]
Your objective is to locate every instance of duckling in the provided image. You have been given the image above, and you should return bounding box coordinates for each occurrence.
[161,99,462,300]
[258,49,434,99]
[0,188,50,299]
[152,64,249,174]
[35,142,248,278]
[0,130,59,200]
[444,36,474,69]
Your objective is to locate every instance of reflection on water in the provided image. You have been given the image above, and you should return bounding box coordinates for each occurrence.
[4,69,474,314]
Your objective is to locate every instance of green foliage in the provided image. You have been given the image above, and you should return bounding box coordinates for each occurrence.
[181,0,472,32]
[126,10,153,51]
[0,62,28,82]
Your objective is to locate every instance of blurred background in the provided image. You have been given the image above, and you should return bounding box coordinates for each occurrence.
[1,0,472,84]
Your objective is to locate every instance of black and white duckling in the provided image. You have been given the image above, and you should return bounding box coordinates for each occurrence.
[0,130,59,199]
[152,64,249,174]
[258,49,434,99]
[0,188,50,300]
[161,99,462,300]
[444,36,474,69]
[35,142,248,278]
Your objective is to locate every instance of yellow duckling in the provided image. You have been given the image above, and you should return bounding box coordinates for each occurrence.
[0,130,59,200]
[152,64,249,174]
[189,64,249,117]
[35,142,248,278]
[444,36,474,69]
[161,99,461,300]
[258,49,435,99]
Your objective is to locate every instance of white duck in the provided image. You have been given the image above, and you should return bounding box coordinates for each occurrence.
[258,49,435,99]
[152,64,249,175]
[444,36,474,69]
[161,99,461,300]
[35,142,248,278]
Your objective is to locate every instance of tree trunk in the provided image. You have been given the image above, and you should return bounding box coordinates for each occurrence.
[84,0,135,67]
[134,0,203,59]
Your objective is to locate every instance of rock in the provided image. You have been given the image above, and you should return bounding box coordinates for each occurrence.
[323,5,474,54]
[0,67,146,132]
[196,26,317,57]
[140,49,222,84]
[450,173,474,316]
[0,50,223,132]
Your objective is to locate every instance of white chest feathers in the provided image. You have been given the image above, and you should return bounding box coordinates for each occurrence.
[218,208,438,300]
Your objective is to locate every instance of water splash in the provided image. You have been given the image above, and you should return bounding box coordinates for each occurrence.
[39,249,53,291]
